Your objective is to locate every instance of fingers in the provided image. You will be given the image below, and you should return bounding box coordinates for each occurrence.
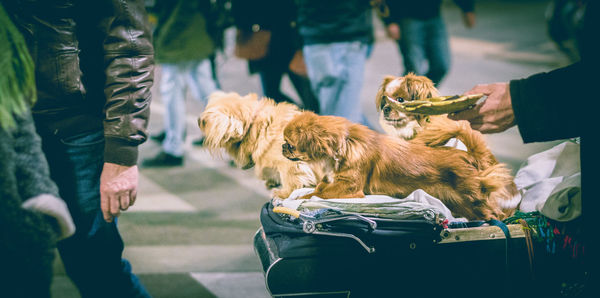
[119,192,131,211]
[130,188,137,207]
[100,163,139,222]
[448,101,483,122]
[100,192,113,223]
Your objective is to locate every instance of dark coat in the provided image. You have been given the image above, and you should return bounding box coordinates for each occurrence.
[0,111,62,297]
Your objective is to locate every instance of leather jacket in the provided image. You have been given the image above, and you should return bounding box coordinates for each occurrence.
[3,0,154,166]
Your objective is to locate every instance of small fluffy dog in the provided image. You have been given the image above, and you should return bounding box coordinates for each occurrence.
[282,111,516,220]
[198,92,323,198]
[376,73,440,140]
[376,73,520,215]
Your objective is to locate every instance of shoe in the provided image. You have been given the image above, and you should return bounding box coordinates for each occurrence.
[150,131,166,143]
[141,151,183,168]
[192,136,205,147]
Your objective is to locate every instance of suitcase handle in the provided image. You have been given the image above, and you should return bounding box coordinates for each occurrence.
[273,206,379,253]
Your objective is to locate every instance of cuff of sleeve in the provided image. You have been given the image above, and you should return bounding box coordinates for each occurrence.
[509,78,534,143]
[104,137,139,166]
[22,194,76,241]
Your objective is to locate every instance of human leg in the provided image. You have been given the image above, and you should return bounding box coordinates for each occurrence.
[398,18,427,76]
[38,129,149,298]
[160,63,186,158]
[303,41,367,123]
[186,58,219,105]
[424,17,451,85]
[259,67,295,104]
[287,70,320,113]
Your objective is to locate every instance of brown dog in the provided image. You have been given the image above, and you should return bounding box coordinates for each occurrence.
[282,111,515,220]
[376,73,520,216]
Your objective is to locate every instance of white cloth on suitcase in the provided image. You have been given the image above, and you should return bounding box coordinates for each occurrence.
[277,188,465,221]
[514,140,581,222]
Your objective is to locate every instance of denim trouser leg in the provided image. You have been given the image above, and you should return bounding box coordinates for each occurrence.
[303,41,368,124]
[160,63,187,157]
[398,17,450,85]
[161,60,218,155]
[39,129,150,298]
[185,59,219,106]
[424,17,450,85]
[399,19,426,76]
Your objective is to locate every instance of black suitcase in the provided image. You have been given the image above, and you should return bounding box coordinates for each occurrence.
[254,201,534,298]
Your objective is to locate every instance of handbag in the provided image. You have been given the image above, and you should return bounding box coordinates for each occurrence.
[288,49,308,77]
[234,28,271,60]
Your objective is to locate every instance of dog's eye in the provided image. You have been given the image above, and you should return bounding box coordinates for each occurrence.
[396,97,405,103]
[283,142,295,151]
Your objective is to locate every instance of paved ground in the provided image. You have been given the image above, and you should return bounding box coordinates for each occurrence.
[51,1,573,297]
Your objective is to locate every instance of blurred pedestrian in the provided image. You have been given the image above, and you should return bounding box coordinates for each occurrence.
[231,0,319,113]
[1,4,75,296]
[2,0,154,296]
[380,0,475,86]
[295,0,375,124]
[143,0,221,167]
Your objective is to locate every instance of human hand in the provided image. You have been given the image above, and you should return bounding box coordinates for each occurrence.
[462,12,476,28]
[386,23,401,40]
[448,83,516,134]
[100,163,138,222]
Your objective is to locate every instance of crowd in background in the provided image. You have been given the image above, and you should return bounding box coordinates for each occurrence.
[1,0,594,297]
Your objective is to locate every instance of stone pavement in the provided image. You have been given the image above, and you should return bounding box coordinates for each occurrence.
[50,1,572,297]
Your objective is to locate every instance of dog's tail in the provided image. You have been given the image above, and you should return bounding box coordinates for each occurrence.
[477,164,521,219]
[417,116,498,170]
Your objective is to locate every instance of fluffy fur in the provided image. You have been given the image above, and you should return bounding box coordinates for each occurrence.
[283,111,515,220]
[198,92,324,198]
[376,73,520,216]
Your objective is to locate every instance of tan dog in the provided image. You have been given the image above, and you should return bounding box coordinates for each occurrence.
[376,73,520,215]
[198,92,324,198]
[376,73,440,140]
[282,111,515,220]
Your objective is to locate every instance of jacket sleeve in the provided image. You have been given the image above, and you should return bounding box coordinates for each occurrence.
[509,63,584,143]
[509,2,597,144]
[101,0,155,166]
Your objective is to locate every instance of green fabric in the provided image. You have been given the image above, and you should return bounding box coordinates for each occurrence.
[0,3,36,129]
[153,0,215,63]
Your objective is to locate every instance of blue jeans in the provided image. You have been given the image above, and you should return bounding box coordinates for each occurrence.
[38,129,150,298]
[160,60,218,156]
[303,41,369,124]
[398,17,450,85]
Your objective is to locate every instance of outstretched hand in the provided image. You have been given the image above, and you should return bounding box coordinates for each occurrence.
[448,82,516,134]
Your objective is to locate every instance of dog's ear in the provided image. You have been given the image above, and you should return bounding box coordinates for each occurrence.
[202,112,247,148]
[376,75,397,111]
[404,74,439,99]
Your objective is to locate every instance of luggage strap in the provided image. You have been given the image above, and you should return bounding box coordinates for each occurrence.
[274,206,378,253]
